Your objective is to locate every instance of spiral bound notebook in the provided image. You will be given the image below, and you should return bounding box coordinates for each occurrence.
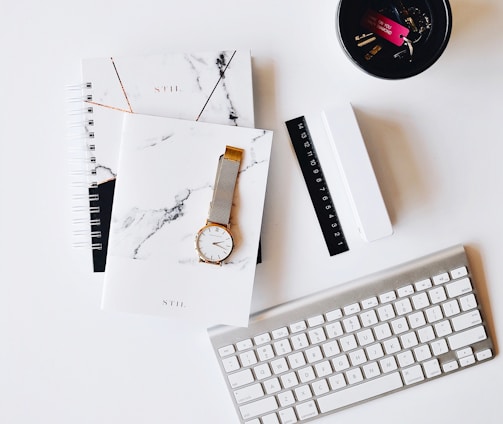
[68,50,254,272]
[102,113,273,326]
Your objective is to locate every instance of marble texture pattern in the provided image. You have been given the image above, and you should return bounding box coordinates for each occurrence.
[102,114,273,327]
[79,50,255,271]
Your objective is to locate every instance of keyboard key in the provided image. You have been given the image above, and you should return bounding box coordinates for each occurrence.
[296,400,318,420]
[272,327,289,339]
[312,378,330,395]
[308,328,327,344]
[451,310,482,332]
[362,296,378,309]
[418,326,435,343]
[397,285,414,297]
[366,343,384,360]
[321,340,340,357]
[414,278,432,291]
[305,346,323,363]
[459,294,477,311]
[397,350,414,367]
[257,345,275,362]
[291,333,309,350]
[287,352,306,369]
[233,382,264,404]
[377,304,395,321]
[446,277,473,298]
[434,320,453,337]
[425,305,443,323]
[459,355,476,367]
[349,349,367,366]
[340,334,357,351]
[314,361,333,378]
[222,356,240,373]
[274,339,292,355]
[395,298,413,315]
[281,372,299,389]
[262,414,280,424]
[236,339,253,351]
[391,317,409,334]
[448,325,487,350]
[343,316,361,332]
[400,331,418,349]
[344,303,361,315]
[254,363,272,380]
[411,292,430,310]
[278,407,297,424]
[428,286,447,304]
[384,337,401,355]
[239,396,278,420]
[442,299,460,317]
[455,347,473,359]
[402,364,424,385]
[294,384,312,401]
[475,349,493,361]
[374,323,392,340]
[278,390,295,407]
[346,367,364,384]
[254,333,272,346]
[450,266,468,279]
[332,354,350,372]
[298,365,316,383]
[363,361,381,379]
[239,350,258,367]
[271,358,289,374]
[408,311,426,329]
[325,308,342,321]
[307,314,325,327]
[380,356,398,373]
[229,369,254,388]
[442,361,459,372]
[379,290,396,303]
[423,358,441,378]
[325,321,343,338]
[218,344,235,357]
[433,272,450,285]
[356,328,374,346]
[264,377,281,394]
[328,373,347,390]
[413,345,432,362]
[360,310,378,327]
[318,372,403,413]
[430,339,448,356]
[290,320,307,333]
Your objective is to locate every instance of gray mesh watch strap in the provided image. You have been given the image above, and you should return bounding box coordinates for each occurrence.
[208,146,243,226]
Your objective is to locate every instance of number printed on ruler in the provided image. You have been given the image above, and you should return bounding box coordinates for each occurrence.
[285,116,349,256]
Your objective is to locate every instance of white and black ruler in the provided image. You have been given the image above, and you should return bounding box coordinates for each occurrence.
[286,116,349,256]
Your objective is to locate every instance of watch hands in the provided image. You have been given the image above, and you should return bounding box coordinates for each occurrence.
[212,240,231,249]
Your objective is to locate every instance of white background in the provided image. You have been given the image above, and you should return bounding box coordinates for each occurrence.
[1,0,501,423]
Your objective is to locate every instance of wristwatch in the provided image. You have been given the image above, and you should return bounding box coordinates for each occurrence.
[195,145,244,265]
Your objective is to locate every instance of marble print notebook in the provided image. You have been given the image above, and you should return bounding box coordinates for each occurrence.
[102,113,273,327]
[73,50,254,272]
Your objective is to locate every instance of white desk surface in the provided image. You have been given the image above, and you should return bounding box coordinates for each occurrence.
[2,1,502,422]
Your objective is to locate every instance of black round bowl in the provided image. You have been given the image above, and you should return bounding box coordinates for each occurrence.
[337,0,452,79]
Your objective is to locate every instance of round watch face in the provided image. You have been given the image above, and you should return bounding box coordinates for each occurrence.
[195,224,234,264]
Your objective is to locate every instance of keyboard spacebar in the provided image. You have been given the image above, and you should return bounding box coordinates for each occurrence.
[318,372,403,413]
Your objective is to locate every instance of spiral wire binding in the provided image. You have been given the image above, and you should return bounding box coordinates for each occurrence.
[67,82,103,252]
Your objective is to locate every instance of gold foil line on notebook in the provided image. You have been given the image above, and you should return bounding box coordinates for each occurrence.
[84,100,133,114]
[111,56,134,113]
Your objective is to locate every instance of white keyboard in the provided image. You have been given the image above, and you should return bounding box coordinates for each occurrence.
[209,245,495,424]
